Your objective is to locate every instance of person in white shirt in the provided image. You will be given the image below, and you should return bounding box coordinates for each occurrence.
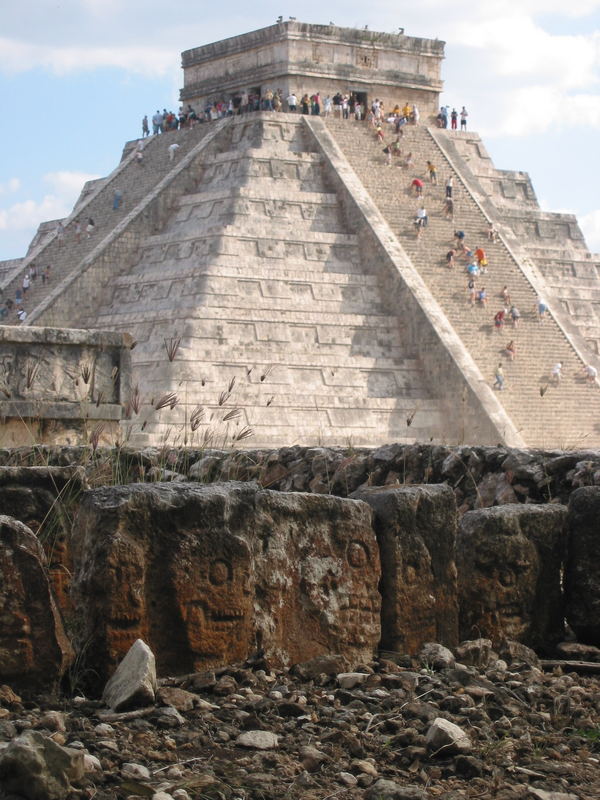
[551,362,562,384]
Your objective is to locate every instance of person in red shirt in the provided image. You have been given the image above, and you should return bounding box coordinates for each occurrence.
[494,309,505,332]
[411,178,424,197]
[475,246,488,271]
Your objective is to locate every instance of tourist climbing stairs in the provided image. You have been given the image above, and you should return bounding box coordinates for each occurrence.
[326,118,600,448]
[0,124,215,326]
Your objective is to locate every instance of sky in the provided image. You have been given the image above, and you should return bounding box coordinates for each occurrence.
[1,1,599,260]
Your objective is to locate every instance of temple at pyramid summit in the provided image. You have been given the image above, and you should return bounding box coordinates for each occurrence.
[1,20,599,449]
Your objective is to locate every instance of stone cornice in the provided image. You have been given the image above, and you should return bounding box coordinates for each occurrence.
[182,21,444,68]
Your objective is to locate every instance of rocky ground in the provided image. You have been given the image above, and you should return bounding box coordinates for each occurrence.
[1,640,600,800]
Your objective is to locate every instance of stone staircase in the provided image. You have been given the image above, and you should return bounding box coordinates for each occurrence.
[88,115,444,446]
[325,118,600,449]
[0,123,214,324]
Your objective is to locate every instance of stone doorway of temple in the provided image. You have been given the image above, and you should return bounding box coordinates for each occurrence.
[350,90,368,118]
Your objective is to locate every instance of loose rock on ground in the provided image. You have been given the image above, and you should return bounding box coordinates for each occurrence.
[1,640,599,799]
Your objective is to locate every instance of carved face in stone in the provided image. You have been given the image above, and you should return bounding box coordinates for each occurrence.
[395,536,437,642]
[172,533,253,669]
[460,530,540,642]
[98,535,148,665]
[0,549,34,674]
[250,493,380,665]
[298,529,381,654]
[336,535,381,650]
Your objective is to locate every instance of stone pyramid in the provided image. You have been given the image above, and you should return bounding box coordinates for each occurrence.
[2,112,599,448]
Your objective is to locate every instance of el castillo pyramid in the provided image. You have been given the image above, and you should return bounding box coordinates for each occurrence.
[1,21,599,449]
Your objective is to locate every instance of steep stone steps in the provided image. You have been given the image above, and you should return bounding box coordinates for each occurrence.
[325,118,600,447]
[0,124,218,324]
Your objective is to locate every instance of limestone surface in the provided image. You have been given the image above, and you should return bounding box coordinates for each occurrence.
[72,482,380,684]
[0,465,88,614]
[0,730,85,800]
[102,638,157,712]
[425,718,472,756]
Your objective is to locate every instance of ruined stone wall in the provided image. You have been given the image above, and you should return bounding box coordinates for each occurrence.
[2,443,600,693]
[0,327,131,447]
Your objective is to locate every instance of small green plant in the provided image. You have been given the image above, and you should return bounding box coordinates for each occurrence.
[573,726,600,747]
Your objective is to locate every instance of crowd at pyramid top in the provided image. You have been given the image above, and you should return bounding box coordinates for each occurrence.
[141,95,470,136]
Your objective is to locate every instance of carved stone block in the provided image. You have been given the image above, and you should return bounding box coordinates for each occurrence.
[0,515,73,690]
[352,484,458,654]
[71,482,380,685]
[457,505,567,649]
[565,487,600,645]
[251,490,380,665]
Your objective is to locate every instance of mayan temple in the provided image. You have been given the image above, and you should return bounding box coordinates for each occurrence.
[1,20,599,449]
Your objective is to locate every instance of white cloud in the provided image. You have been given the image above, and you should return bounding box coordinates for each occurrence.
[480,85,600,137]
[0,178,20,194]
[0,36,175,76]
[437,7,600,137]
[580,209,600,254]
[79,0,123,16]
[0,170,98,232]
[452,16,598,88]
[44,171,97,197]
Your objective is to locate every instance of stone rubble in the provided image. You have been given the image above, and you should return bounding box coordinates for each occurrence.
[6,442,600,512]
[0,640,599,800]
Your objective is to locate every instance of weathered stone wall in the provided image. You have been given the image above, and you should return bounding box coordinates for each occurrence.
[0,327,131,446]
[352,484,459,653]
[565,486,600,645]
[3,442,600,508]
[0,515,73,691]
[2,443,600,692]
[458,505,567,648]
[71,482,381,683]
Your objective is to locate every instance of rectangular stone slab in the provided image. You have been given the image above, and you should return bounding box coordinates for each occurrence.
[352,484,458,655]
[565,487,600,646]
[0,515,73,691]
[251,490,381,666]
